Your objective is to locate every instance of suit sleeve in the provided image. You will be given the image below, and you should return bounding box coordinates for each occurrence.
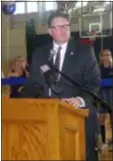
[78,45,100,108]
[28,49,44,84]
[20,49,44,98]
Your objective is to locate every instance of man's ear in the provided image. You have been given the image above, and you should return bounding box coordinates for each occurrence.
[48,28,52,36]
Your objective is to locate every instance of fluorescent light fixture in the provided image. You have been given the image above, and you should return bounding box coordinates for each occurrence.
[93,8,105,12]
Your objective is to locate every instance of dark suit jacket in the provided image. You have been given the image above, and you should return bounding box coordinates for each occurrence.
[23,38,100,107]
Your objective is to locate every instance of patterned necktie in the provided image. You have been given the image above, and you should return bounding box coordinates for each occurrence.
[54,46,61,80]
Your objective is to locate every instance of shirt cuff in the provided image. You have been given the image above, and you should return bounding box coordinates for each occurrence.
[76,97,86,108]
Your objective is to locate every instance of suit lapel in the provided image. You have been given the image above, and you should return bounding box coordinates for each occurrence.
[61,39,78,78]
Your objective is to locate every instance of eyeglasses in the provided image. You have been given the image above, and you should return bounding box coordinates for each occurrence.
[50,24,70,30]
[102,54,111,56]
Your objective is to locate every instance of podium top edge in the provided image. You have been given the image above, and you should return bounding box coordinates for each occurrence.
[2,97,89,117]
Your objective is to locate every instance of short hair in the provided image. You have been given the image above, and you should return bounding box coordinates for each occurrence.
[48,12,70,27]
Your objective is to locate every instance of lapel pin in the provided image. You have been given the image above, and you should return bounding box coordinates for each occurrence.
[70,52,74,56]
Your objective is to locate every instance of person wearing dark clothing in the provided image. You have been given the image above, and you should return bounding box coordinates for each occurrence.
[99,49,113,150]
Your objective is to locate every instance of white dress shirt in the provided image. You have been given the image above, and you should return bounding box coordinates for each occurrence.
[52,41,85,108]
[53,41,68,71]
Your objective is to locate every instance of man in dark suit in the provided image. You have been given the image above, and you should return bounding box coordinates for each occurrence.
[22,12,100,161]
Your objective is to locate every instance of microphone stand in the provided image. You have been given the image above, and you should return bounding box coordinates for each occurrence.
[50,64,113,157]
[50,64,113,113]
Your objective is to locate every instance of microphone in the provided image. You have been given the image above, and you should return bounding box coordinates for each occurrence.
[48,49,56,61]
[40,64,51,74]
[40,49,56,86]
[40,64,55,85]
[40,64,64,95]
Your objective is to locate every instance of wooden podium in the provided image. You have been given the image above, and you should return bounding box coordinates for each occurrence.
[2,98,88,160]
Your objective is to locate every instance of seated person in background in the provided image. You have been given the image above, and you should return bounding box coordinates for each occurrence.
[8,56,29,98]
[98,49,113,150]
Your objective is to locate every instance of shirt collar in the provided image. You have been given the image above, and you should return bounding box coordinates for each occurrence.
[53,41,68,51]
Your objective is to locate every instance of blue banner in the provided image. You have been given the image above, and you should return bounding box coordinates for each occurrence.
[100,78,113,87]
[1,78,113,88]
[1,78,25,85]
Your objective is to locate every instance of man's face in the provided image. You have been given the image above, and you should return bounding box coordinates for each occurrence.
[48,17,70,44]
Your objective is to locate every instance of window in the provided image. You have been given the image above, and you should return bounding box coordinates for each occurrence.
[14,2,25,15]
[14,1,38,15]
[27,2,38,13]
[14,1,57,15]
[76,1,88,8]
[45,2,57,11]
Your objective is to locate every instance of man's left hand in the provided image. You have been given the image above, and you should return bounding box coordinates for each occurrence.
[62,97,82,108]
